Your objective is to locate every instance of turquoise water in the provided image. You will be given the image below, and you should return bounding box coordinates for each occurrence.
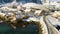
[0,0,42,4]
[0,0,59,4]
[0,23,38,34]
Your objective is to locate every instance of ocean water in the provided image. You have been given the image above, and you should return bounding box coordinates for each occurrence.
[0,23,38,34]
[0,0,42,4]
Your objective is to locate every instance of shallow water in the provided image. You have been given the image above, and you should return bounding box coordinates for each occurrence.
[0,23,39,34]
[0,0,42,4]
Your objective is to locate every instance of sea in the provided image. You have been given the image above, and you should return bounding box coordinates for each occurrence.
[0,0,42,5]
